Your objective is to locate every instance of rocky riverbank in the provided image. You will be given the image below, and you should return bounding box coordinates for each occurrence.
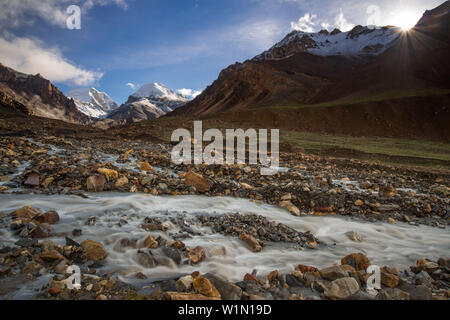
[0,136,448,227]
[0,135,449,300]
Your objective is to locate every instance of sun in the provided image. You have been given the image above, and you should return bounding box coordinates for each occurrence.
[392,10,422,31]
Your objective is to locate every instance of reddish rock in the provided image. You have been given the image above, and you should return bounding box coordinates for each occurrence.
[193,275,221,299]
[48,287,61,296]
[341,253,371,271]
[296,265,319,273]
[187,246,206,264]
[239,233,262,252]
[184,171,213,193]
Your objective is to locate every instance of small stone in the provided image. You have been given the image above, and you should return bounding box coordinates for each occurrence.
[354,200,363,206]
[144,235,159,249]
[239,233,262,252]
[48,287,61,296]
[345,231,363,242]
[387,218,397,224]
[140,161,154,172]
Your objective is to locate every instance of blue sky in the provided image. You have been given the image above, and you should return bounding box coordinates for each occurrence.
[0,0,445,104]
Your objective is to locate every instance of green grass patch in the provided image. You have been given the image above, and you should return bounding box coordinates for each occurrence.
[281,131,450,163]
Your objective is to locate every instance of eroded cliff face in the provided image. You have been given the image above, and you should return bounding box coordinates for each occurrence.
[0,64,91,124]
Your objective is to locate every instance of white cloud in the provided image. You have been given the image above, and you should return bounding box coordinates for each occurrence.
[177,88,202,99]
[290,13,317,32]
[334,9,355,31]
[0,0,128,29]
[126,82,137,89]
[0,35,103,86]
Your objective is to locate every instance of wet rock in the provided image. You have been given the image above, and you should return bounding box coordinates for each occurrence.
[381,270,399,288]
[320,266,349,281]
[345,231,363,242]
[162,246,182,265]
[415,271,433,286]
[239,233,262,252]
[184,171,213,193]
[72,229,82,237]
[12,206,41,219]
[341,253,371,271]
[187,246,205,264]
[36,211,60,224]
[176,275,194,292]
[144,235,159,249]
[40,250,67,264]
[324,277,360,299]
[193,274,221,299]
[397,283,432,300]
[205,273,242,300]
[414,259,439,274]
[81,239,108,262]
[136,251,158,268]
[32,225,51,238]
[15,238,38,247]
[86,175,106,192]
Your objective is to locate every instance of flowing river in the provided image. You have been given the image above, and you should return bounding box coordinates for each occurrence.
[1,193,449,293]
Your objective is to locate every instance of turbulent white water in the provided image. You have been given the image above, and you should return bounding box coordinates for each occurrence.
[0,193,448,285]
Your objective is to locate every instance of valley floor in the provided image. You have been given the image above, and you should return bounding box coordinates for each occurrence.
[0,124,448,300]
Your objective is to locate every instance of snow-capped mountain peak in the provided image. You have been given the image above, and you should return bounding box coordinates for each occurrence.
[67,87,118,119]
[254,25,403,60]
[132,82,188,101]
